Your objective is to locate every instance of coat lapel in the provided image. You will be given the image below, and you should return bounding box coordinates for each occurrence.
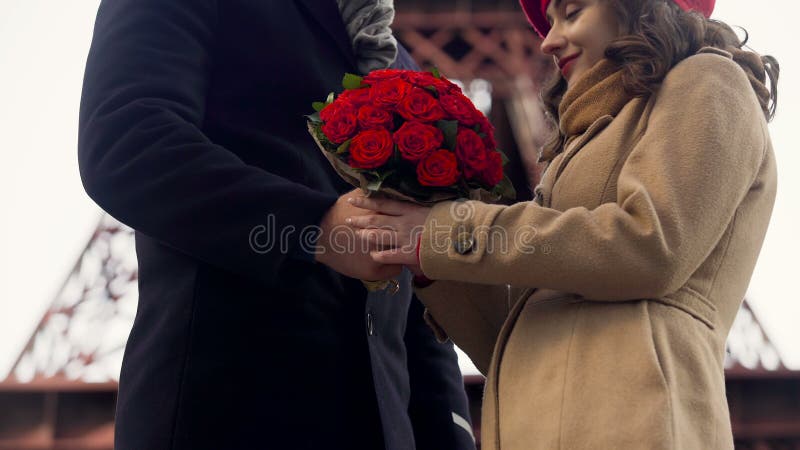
[552,115,614,187]
[294,0,358,69]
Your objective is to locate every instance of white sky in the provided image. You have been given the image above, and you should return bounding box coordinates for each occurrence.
[0,0,798,380]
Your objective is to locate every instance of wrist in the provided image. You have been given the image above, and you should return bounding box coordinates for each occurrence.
[413,235,434,287]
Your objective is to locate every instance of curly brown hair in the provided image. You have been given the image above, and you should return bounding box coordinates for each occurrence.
[539,0,780,161]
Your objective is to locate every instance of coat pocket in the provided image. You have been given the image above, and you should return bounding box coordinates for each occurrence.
[558,301,674,449]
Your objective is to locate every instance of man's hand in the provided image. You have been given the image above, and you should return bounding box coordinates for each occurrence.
[315,189,403,281]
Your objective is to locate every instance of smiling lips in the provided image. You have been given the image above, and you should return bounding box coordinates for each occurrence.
[558,53,580,78]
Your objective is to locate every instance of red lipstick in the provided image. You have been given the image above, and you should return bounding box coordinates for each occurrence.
[558,53,580,78]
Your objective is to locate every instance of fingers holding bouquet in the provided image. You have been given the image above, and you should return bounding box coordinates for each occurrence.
[346,195,430,267]
[315,189,404,283]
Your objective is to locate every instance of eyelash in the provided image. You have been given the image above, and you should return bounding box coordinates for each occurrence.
[566,8,582,20]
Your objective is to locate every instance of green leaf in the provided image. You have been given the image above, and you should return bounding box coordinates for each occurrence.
[308,121,332,147]
[430,67,441,79]
[366,178,383,193]
[312,102,326,112]
[436,120,459,151]
[336,139,351,155]
[342,73,365,90]
[326,92,335,104]
[492,175,517,201]
[363,170,396,189]
[306,112,322,123]
[497,149,510,166]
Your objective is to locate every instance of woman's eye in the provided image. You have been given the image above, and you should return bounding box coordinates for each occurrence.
[565,7,582,20]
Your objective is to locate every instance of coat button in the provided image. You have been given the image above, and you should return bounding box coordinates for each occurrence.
[454,231,474,255]
[366,311,374,336]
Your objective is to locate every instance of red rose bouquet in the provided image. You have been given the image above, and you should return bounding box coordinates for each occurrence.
[307,69,515,204]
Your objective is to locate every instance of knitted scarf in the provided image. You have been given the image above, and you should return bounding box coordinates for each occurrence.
[336,0,398,74]
[558,58,632,144]
[550,50,770,160]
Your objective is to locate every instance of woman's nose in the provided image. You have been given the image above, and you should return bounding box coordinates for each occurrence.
[540,29,566,56]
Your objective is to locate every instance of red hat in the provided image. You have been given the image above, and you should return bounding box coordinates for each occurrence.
[520,0,716,38]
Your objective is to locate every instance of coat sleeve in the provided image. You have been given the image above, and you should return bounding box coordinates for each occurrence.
[78,0,337,285]
[419,53,769,301]
[404,295,477,450]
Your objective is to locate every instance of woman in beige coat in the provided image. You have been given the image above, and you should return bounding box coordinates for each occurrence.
[346,0,779,448]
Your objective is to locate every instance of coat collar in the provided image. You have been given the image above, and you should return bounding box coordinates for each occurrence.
[535,114,614,208]
[294,0,358,70]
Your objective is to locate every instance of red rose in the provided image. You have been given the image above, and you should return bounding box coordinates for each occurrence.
[403,71,436,86]
[338,88,372,108]
[349,129,394,169]
[364,69,403,85]
[358,105,394,131]
[480,151,504,187]
[455,128,489,179]
[441,76,463,94]
[370,78,413,109]
[397,88,446,122]
[417,149,460,187]
[403,72,452,94]
[320,102,358,144]
[440,93,479,126]
[393,121,443,163]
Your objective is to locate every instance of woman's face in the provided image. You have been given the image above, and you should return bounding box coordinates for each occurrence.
[540,0,621,87]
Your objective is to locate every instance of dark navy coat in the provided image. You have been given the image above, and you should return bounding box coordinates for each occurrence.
[78,0,475,449]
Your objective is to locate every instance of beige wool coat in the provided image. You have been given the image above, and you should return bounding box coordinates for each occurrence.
[415,51,777,450]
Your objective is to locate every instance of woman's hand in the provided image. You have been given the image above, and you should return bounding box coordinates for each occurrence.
[346,195,431,272]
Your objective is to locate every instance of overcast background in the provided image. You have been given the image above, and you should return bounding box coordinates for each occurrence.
[1,0,798,380]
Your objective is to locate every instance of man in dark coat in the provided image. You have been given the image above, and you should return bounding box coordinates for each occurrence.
[77,1,475,449]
